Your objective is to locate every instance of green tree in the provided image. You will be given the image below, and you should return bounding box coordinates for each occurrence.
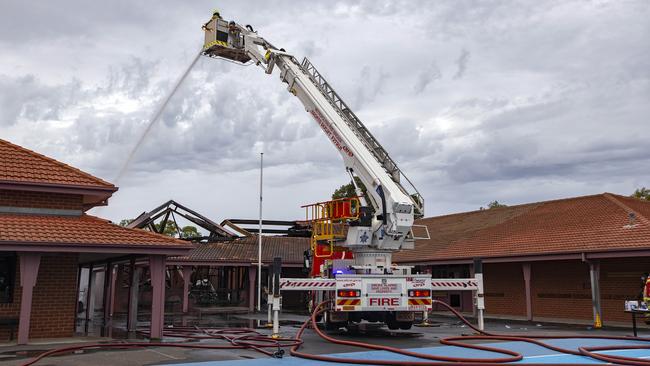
[154,221,180,236]
[180,225,200,239]
[487,200,507,209]
[332,177,367,200]
[154,222,200,238]
[118,219,134,227]
[120,218,199,238]
[632,187,650,201]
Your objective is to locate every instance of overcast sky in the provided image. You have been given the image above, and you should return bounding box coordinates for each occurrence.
[1,0,649,224]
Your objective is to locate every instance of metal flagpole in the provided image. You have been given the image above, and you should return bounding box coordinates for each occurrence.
[257,153,263,312]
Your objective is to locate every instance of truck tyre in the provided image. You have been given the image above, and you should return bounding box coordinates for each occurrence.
[398,321,413,330]
[325,321,346,331]
[386,318,399,330]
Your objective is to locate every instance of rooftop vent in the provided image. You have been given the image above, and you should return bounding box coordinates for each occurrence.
[624,212,638,229]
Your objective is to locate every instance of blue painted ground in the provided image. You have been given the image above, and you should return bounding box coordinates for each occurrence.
[166,338,650,365]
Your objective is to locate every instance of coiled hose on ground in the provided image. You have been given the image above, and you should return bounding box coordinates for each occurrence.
[20,299,650,365]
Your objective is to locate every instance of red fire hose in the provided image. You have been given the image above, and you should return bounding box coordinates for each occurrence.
[20,328,301,366]
[289,300,650,366]
[21,300,650,365]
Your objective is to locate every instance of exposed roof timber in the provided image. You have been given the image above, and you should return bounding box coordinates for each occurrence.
[227,219,298,226]
[221,218,312,237]
[127,199,234,239]
[220,219,253,237]
[239,228,292,234]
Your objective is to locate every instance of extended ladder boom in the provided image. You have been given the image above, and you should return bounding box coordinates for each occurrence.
[202,14,424,261]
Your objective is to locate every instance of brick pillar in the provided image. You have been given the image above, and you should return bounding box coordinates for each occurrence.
[182,266,193,314]
[522,263,532,321]
[249,266,257,312]
[18,253,41,345]
[149,255,167,339]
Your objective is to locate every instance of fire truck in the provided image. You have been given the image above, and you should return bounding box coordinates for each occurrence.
[201,11,462,331]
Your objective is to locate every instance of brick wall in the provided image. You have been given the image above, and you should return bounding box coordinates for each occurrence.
[30,254,79,338]
[483,262,526,317]
[530,260,592,320]
[0,253,78,341]
[0,189,83,211]
[600,258,650,323]
[480,258,650,325]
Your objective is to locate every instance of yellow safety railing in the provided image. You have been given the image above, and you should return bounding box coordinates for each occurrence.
[302,197,361,223]
[302,197,360,258]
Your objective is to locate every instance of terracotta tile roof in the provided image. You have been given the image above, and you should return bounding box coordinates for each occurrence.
[395,193,650,263]
[171,235,310,264]
[0,213,193,249]
[0,139,115,189]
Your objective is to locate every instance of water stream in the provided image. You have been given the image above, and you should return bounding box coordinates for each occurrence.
[113,50,203,184]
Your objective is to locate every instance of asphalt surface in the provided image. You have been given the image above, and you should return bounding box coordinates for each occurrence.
[0,313,645,366]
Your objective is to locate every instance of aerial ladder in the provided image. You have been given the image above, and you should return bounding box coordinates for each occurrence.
[201,11,484,331]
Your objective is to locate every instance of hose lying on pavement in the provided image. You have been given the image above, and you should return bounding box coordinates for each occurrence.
[21,300,650,366]
[20,328,301,366]
[289,300,650,366]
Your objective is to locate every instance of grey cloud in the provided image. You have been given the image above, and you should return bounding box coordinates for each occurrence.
[0,74,78,126]
[1,0,649,222]
[453,48,470,80]
[413,62,442,94]
[353,66,389,109]
[106,57,159,98]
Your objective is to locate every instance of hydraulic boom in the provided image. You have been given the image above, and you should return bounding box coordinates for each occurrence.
[202,12,424,271]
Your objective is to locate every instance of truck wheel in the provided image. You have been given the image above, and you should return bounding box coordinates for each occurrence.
[325,321,346,331]
[386,318,399,330]
[398,321,413,330]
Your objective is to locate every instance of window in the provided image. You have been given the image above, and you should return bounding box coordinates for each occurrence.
[0,254,16,303]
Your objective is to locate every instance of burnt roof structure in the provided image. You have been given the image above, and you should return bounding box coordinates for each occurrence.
[221,219,311,237]
[127,200,235,242]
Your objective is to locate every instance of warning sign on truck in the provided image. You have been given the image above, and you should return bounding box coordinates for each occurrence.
[367,283,401,294]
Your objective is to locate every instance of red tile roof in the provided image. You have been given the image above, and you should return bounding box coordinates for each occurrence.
[394,193,650,263]
[0,213,193,250]
[171,235,310,264]
[0,139,115,189]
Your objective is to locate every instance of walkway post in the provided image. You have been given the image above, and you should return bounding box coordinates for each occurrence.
[17,253,41,345]
[473,258,485,331]
[589,260,602,328]
[127,259,140,333]
[84,264,93,335]
[257,152,263,312]
[182,266,193,314]
[522,263,532,321]
[149,255,167,339]
[272,257,281,337]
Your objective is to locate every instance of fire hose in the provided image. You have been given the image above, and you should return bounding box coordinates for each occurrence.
[20,299,650,365]
[289,300,650,366]
[20,328,301,366]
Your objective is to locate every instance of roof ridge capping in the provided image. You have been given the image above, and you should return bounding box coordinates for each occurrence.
[0,138,115,189]
[602,192,650,226]
[418,192,612,221]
